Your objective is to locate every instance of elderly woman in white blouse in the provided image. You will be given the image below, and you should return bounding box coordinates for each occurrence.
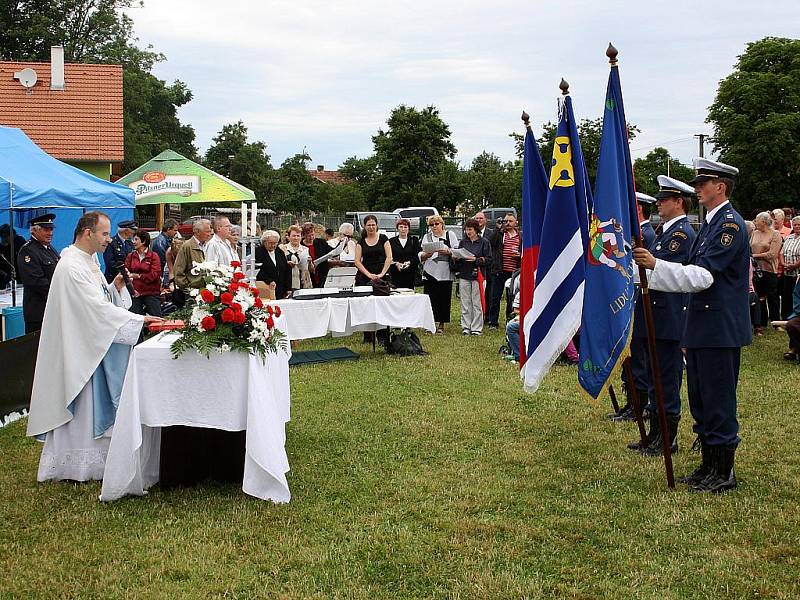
[328,222,358,268]
[419,215,458,334]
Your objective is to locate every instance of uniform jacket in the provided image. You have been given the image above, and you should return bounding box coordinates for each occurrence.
[633,216,695,340]
[640,221,656,249]
[682,204,752,348]
[17,238,60,323]
[103,233,134,282]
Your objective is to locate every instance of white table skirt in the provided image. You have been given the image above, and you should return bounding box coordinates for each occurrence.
[100,322,292,503]
[271,293,436,340]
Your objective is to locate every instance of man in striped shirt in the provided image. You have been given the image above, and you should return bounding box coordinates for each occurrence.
[487,213,521,328]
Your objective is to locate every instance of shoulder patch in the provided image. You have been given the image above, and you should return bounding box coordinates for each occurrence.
[722,222,740,231]
[24,254,31,262]
[720,232,734,247]
[668,239,682,252]
[671,231,688,239]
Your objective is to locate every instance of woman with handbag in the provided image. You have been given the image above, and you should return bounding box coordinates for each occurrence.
[124,231,162,317]
[419,215,458,334]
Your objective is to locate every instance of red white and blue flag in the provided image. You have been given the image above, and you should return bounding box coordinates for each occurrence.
[518,126,548,366]
[521,94,591,392]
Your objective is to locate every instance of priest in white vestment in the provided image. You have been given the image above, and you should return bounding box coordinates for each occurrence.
[26,211,162,482]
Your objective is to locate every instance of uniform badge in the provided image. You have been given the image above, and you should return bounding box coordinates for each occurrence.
[24,255,31,262]
[722,222,740,232]
[721,232,733,246]
[668,239,681,252]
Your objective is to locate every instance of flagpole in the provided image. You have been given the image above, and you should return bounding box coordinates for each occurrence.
[608,43,675,488]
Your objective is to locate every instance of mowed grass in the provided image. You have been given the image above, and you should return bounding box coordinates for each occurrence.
[1,303,799,599]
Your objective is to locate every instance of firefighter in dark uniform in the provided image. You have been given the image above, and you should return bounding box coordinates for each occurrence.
[610,192,657,421]
[627,176,696,456]
[103,219,136,283]
[634,158,751,493]
[17,214,60,333]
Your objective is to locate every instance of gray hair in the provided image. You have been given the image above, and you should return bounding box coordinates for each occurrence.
[193,218,211,234]
[261,229,280,243]
[212,215,230,232]
[230,225,241,236]
[791,216,800,225]
[755,212,773,227]
[339,222,354,236]
[772,208,785,222]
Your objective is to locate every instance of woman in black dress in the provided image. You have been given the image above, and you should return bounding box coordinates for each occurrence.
[388,218,420,289]
[354,215,393,286]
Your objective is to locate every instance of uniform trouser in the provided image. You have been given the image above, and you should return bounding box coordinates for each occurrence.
[685,347,741,447]
[458,278,483,333]
[779,274,798,320]
[641,339,683,417]
[629,337,649,393]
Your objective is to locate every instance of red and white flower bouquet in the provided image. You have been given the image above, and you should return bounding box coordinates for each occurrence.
[169,260,287,360]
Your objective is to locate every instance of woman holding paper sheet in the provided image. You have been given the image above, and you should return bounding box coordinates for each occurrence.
[419,215,458,334]
[454,218,492,335]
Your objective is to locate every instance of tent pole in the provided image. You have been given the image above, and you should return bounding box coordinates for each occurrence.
[8,207,16,307]
[156,203,164,231]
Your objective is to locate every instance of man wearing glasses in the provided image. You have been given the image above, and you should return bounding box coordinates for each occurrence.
[487,213,520,328]
[205,215,237,267]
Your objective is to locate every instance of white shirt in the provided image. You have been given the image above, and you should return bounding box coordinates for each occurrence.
[205,234,236,267]
[705,200,730,224]
[660,215,686,234]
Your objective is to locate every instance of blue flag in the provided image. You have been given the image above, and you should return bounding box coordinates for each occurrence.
[522,94,591,392]
[577,64,638,399]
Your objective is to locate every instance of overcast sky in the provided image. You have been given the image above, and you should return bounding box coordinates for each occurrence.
[130,0,799,171]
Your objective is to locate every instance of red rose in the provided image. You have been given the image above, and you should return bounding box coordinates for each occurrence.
[266,315,275,329]
[266,305,274,316]
[228,283,238,294]
[221,308,235,323]
[200,289,215,303]
[234,311,246,325]
[254,297,263,308]
[230,302,242,312]
[250,287,260,297]
[231,260,241,268]
[220,292,234,305]
[201,315,216,330]
[233,272,245,281]
[274,306,282,317]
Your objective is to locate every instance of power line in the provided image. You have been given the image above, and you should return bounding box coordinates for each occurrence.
[629,136,695,153]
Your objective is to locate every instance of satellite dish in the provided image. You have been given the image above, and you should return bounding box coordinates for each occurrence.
[14,67,38,89]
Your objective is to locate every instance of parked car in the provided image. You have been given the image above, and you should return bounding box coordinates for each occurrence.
[482,207,517,229]
[345,211,400,239]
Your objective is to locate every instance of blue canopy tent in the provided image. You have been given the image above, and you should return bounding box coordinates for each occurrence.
[0,126,135,292]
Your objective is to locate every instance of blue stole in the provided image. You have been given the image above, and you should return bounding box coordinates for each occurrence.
[90,343,132,438]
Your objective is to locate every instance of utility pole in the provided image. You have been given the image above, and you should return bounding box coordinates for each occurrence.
[695,133,709,222]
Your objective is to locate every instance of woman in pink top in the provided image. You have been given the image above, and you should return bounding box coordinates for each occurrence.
[750,212,782,333]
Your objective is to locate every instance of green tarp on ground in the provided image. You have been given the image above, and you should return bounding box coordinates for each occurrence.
[288,348,360,367]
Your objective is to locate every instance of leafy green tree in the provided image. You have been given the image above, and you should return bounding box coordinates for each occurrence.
[204,121,276,206]
[633,148,695,197]
[313,183,368,214]
[0,0,198,172]
[273,153,318,213]
[707,37,800,215]
[370,105,459,211]
[463,152,520,215]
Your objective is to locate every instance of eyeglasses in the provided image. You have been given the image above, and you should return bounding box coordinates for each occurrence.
[503,220,515,223]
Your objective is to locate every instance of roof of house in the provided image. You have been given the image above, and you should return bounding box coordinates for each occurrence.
[0,60,124,162]
[308,169,349,184]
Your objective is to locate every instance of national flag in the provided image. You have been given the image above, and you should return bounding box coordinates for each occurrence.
[577,60,639,399]
[518,125,549,366]
[521,94,592,392]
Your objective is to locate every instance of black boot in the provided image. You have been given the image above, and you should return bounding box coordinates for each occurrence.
[640,415,679,456]
[612,389,646,422]
[607,400,630,420]
[677,438,711,484]
[690,445,737,493]
[627,413,656,451]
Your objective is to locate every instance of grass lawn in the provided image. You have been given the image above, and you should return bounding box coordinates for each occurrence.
[1,308,799,599]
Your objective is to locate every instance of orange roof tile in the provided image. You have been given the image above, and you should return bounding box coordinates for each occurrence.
[309,169,350,184]
[0,61,124,162]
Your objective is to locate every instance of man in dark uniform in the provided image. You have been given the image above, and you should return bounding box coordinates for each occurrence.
[0,224,27,288]
[611,192,657,421]
[17,214,60,333]
[634,158,751,493]
[627,177,696,455]
[103,219,136,282]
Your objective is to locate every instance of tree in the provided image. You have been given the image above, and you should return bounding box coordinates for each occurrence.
[273,153,318,214]
[370,105,459,211]
[0,0,198,173]
[633,148,695,198]
[707,37,800,216]
[463,152,520,214]
[204,121,276,206]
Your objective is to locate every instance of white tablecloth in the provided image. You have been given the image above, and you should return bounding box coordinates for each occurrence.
[271,293,436,340]
[100,325,292,503]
